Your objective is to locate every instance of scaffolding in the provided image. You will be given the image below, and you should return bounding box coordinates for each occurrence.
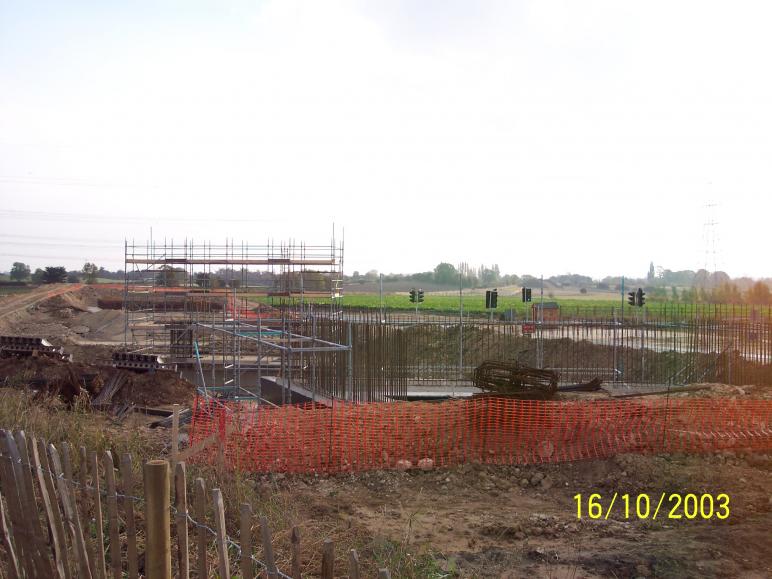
[123,236,348,403]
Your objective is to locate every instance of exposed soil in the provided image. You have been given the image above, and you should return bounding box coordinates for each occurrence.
[0,355,196,407]
[0,285,126,343]
[252,450,772,578]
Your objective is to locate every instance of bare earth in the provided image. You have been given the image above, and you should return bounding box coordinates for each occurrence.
[264,450,772,578]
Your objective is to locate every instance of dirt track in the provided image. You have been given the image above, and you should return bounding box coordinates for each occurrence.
[0,285,126,347]
[0,284,81,320]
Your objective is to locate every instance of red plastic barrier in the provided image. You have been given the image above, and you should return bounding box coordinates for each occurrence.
[188,397,772,473]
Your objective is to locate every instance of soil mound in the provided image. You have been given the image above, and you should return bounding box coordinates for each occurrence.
[0,356,195,407]
[37,285,100,312]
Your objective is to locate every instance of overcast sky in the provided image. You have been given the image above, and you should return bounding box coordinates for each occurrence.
[1,1,770,279]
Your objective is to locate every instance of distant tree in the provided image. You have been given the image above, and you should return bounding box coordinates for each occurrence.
[31,268,45,284]
[10,262,30,281]
[671,286,679,302]
[410,271,434,283]
[155,266,184,287]
[479,264,500,286]
[42,266,68,284]
[433,262,458,285]
[579,287,587,294]
[195,272,211,288]
[458,262,478,288]
[711,282,742,304]
[746,281,771,305]
[693,269,710,289]
[81,262,99,284]
[66,272,80,283]
[647,262,655,283]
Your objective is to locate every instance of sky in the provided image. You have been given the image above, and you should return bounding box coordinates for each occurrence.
[1,0,771,279]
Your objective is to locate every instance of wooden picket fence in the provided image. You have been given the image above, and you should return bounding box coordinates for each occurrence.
[0,429,392,578]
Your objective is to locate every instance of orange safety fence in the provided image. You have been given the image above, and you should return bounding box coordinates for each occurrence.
[188,396,772,473]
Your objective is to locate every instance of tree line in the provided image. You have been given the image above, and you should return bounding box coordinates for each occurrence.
[7,262,109,284]
[6,260,772,305]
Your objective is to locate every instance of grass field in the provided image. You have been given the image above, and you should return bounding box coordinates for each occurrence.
[248,292,750,316]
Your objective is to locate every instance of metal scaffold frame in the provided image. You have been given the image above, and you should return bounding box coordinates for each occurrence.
[123,234,348,402]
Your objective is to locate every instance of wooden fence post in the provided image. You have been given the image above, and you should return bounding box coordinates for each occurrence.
[194,478,208,578]
[0,431,34,578]
[348,549,360,579]
[171,404,180,473]
[212,488,230,579]
[49,443,93,579]
[14,431,54,578]
[259,516,278,579]
[89,451,107,579]
[36,438,71,579]
[291,526,302,579]
[0,435,31,578]
[175,462,189,579]
[321,538,334,579]
[120,454,139,579]
[144,460,171,579]
[80,445,98,579]
[0,487,22,579]
[30,437,67,579]
[103,451,122,579]
[240,503,254,579]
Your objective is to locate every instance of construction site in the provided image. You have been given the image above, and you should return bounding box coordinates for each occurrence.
[1,237,771,578]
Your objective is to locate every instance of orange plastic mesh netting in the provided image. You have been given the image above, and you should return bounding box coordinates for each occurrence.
[188,396,772,473]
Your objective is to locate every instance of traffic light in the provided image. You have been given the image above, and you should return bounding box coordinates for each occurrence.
[409,288,417,303]
[417,288,424,303]
[491,289,498,309]
[521,288,532,303]
[637,288,645,307]
[628,291,636,307]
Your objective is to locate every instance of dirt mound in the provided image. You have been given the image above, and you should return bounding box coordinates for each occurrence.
[676,382,772,400]
[0,356,102,402]
[37,285,100,312]
[0,356,195,407]
[115,369,196,407]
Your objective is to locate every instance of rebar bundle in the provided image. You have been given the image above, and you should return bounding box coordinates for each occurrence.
[472,360,559,399]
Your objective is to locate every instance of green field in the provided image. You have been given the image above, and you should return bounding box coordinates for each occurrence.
[248,292,742,317]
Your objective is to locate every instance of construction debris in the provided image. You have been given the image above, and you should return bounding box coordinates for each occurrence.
[0,355,195,408]
[112,351,167,371]
[0,335,72,361]
[558,377,603,392]
[472,360,559,399]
